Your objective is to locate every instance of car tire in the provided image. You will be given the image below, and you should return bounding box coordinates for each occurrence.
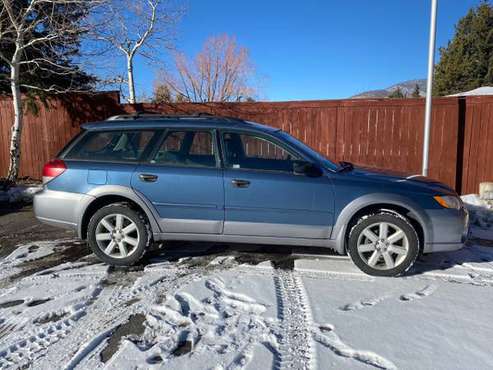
[87,203,151,266]
[348,212,420,277]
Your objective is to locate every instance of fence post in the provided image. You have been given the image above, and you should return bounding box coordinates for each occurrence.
[455,97,467,194]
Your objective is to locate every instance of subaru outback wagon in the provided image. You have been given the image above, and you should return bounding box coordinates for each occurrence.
[34,114,469,276]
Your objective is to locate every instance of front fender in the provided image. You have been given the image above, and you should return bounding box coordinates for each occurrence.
[331,193,432,254]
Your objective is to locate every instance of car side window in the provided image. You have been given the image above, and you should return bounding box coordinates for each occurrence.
[65,130,155,161]
[222,132,300,172]
[151,130,216,168]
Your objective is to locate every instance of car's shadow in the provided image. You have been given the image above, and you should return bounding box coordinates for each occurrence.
[135,242,342,271]
[138,239,493,276]
[409,239,493,276]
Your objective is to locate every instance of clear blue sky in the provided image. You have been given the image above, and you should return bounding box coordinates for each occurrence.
[132,0,484,101]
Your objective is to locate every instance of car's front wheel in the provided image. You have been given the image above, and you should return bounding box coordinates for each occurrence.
[87,203,150,266]
[348,212,420,276]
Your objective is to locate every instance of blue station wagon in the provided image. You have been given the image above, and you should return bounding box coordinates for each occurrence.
[34,114,469,276]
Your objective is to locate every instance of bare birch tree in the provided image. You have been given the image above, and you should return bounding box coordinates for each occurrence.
[0,0,98,181]
[155,34,257,103]
[90,0,181,104]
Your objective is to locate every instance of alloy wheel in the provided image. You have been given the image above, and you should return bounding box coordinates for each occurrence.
[95,213,140,259]
[356,222,409,270]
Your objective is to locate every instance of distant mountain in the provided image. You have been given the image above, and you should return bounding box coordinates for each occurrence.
[351,79,427,99]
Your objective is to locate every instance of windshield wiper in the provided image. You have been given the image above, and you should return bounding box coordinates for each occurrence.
[337,161,354,172]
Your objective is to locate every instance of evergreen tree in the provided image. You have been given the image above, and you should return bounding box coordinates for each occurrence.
[411,84,421,98]
[433,1,493,96]
[388,87,406,99]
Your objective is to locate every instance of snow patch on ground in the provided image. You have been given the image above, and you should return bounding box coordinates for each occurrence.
[462,194,493,240]
[0,241,59,281]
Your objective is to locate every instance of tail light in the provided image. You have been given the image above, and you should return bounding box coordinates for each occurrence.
[42,159,67,184]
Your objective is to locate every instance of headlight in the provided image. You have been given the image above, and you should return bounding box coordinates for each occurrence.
[433,195,462,209]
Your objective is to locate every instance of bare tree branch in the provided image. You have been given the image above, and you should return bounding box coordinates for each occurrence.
[88,0,183,104]
[155,34,257,103]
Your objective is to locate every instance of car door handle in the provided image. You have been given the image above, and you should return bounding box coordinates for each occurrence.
[139,173,158,183]
[231,179,250,188]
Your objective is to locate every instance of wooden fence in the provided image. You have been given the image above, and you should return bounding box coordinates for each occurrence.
[122,96,493,194]
[0,92,120,180]
[1,92,492,194]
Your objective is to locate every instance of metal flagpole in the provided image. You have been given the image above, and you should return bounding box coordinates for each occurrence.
[422,0,438,176]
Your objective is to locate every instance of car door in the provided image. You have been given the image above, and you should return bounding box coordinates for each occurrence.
[131,129,224,234]
[220,131,334,239]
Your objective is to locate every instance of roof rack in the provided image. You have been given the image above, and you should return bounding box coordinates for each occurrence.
[106,112,245,123]
[106,113,182,121]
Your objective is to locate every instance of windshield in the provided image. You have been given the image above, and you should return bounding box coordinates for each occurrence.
[277,131,339,171]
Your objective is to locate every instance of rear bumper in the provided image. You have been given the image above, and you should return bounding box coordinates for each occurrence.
[33,188,94,231]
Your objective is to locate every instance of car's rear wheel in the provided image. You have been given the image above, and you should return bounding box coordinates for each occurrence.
[87,204,150,266]
[348,212,419,276]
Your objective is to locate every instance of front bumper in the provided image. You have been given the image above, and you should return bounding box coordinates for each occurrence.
[426,241,465,253]
[33,188,94,230]
[424,206,469,253]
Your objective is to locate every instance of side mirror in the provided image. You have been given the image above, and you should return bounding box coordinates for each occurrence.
[293,161,323,177]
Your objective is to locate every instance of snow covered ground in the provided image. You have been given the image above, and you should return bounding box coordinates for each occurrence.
[0,194,492,369]
[1,236,493,370]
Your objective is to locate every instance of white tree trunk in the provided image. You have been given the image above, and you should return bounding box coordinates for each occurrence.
[7,55,23,181]
[127,55,136,104]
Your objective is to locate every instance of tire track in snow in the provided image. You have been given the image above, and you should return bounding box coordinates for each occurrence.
[0,311,86,368]
[271,265,397,370]
[0,284,103,369]
[0,278,121,370]
[273,268,316,370]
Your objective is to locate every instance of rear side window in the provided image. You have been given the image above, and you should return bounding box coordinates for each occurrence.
[65,130,155,161]
[151,130,216,168]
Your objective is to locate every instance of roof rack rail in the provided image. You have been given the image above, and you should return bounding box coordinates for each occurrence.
[195,112,245,123]
[106,112,245,123]
[106,112,175,121]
